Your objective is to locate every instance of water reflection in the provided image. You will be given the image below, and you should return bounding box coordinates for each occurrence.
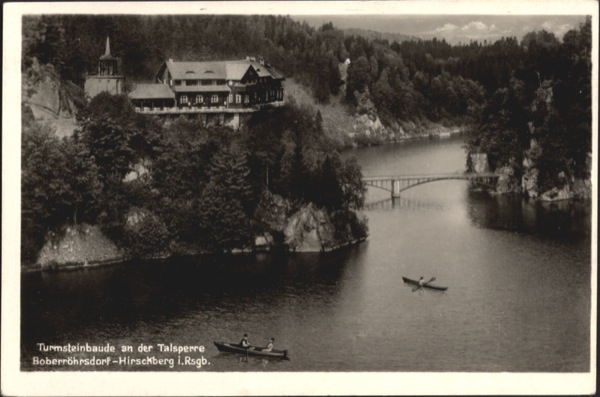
[467,192,591,238]
[363,197,446,211]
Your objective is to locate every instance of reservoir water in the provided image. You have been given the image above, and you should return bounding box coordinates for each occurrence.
[21,135,592,372]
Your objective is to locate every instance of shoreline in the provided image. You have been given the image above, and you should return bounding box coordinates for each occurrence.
[22,237,368,274]
[344,125,468,149]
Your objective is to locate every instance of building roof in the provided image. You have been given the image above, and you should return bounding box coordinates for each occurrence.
[166,60,229,80]
[264,64,285,80]
[172,85,231,93]
[225,62,253,80]
[129,84,175,100]
[163,59,285,81]
[247,61,272,78]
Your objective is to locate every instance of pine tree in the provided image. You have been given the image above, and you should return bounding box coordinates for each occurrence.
[198,144,254,251]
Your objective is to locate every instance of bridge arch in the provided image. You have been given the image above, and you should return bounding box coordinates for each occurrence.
[363,173,498,198]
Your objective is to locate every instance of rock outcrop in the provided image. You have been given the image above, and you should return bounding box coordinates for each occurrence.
[22,58,82,137]
[470,153,489,174]
[538,173,591,202]
[255,192,366,252]
[37,224,122,270]
[570,178,592,199]
[521,168,539,198]
[539,186,571,202]
[284,203,336,252]
[495,165,521,194]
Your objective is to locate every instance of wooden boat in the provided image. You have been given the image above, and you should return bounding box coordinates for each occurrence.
[402,276,448,291]
[214,341,289,359]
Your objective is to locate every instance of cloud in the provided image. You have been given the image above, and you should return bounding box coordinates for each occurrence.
[434,23,458,33]
[461,21,497,32]
[538,21,574,38]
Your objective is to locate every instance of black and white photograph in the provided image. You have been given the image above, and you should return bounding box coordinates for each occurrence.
[2,1,597,395]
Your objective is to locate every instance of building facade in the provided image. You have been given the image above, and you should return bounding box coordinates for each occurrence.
[129,57,284,123]
[85,37,285,127]
[155,58,284,111]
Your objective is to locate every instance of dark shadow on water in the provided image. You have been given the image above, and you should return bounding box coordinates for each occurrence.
[466,191,591,239]
[21,246,362,363]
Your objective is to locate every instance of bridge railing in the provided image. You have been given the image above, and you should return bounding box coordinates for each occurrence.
[362,172,499,181]
[362,172,499,198]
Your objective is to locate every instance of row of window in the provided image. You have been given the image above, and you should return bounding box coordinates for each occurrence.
[179,90,283,105]
[173,79,228,86]
[171,77,274,86]
[179,94,245,105]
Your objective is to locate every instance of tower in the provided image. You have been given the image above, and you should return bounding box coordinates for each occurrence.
[98,37,118,76]
[84,36,124,99]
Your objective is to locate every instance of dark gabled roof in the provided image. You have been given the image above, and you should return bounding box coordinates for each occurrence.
[264,64,285,80]
[247,61,271,78]
[172,85,231,93]
[162,59,284,81]
[129,84,175,100]
[166,60,228,80]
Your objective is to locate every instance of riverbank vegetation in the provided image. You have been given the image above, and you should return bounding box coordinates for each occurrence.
[466,17,591,195]
[22,94,367,264]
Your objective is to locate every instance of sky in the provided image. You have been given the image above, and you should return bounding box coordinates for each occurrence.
[295,15,588,44]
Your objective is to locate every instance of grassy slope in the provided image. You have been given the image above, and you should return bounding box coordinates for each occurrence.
[284,77,465,148]
[284,77,357,147]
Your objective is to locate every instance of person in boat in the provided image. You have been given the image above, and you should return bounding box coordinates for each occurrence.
[239,333,250,348]
[262,338,275,352]
[418,276,425,287]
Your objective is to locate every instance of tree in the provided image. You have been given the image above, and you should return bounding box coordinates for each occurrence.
[345,55,371,102]
[198,144,254,251]
[21,123,101,262]
[75,93,163,181]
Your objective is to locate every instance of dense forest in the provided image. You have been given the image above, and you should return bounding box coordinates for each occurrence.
[21,14,592,263]
[23,14,591,132]
[23,15,591,125]
[22,94,366,262]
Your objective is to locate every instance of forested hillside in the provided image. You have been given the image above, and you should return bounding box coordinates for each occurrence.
[23,14,591,144]
[465,18,592,195]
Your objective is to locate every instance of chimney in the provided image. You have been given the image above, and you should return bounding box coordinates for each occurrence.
[259,58,265,66]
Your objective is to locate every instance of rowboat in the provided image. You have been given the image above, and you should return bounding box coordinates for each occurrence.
[214,341,289,359]
[402,276,448,291]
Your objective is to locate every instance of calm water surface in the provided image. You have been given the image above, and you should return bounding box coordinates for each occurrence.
[22,135,591,372]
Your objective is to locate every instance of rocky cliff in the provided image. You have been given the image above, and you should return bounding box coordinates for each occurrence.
[36,224,123,270]
[254,192,366,253]
[22,58,83,137]
[470,152,591,201]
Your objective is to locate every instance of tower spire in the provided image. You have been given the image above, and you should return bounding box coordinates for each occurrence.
[104,37,111,57]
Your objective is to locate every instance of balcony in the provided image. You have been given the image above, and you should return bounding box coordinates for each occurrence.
[134,101,285,115]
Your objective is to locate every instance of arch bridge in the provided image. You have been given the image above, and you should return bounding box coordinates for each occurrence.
[363,172,499,198]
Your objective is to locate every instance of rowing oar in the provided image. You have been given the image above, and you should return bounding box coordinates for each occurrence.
[412,277,436,292]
